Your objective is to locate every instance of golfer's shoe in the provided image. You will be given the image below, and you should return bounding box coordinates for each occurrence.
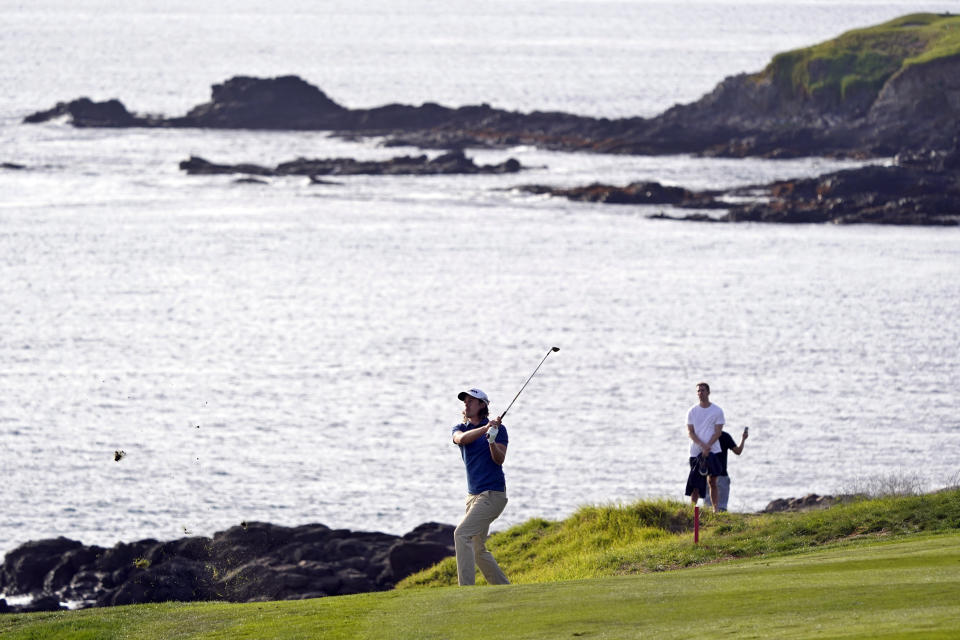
[697,455,708,476]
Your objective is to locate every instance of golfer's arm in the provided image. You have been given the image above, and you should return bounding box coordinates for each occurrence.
[489,442,506,465]
[453,427,485,446]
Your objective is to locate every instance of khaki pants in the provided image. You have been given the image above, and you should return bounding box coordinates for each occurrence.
[455,490,509,586]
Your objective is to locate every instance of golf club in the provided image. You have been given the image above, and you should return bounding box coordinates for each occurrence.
[498,347,560,421]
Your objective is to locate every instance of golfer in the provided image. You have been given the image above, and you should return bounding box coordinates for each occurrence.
[451,388,510,586]
[685,382,725,512]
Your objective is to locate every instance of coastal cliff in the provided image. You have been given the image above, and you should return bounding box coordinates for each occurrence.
[23,14,960,159]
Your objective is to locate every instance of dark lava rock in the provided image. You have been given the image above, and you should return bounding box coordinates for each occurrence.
[0,521,455,612]
[179,149,521,177]
[22,48,960,158]
[0,537,84,594]
[761,494,849,512]
[721,159,960,225]
[517,181,723,208]
[183,75,347,129]
[402,521,455,545]
[23,97,141,128]
[542,146,960,226]
[179,157,276,176]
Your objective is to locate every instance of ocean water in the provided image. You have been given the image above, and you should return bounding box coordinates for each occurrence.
[1,0,959,561]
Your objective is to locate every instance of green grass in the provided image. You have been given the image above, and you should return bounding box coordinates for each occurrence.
[401,489,960,586]
[2,490,959,638]
[2,533,959,639]
[758,12,960,107]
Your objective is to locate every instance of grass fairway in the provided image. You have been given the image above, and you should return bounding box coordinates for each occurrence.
[2,532,958,639]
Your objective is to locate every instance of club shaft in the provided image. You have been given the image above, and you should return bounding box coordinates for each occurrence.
[498,348,556,420]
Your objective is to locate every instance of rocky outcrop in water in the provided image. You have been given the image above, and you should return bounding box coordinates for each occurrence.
[517,181,724,209]
[25,59,956,159]
[22,75,620,153]
[761,494,850,512]
[24,97,141,128]
[718,157,960,226]
[18,16,960,226]
[22,14,960,159]
[179,150,522,177]
[528,143,960,226]
[0,521,454,613]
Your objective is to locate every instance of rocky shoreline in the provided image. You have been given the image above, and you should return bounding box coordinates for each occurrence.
[0,494,854,614]
[0,521,455,614]
[21,41,960,161]
[15,14,960,226]
[520,144,960,226]
[19,71,960,226]
[20,13,960,161]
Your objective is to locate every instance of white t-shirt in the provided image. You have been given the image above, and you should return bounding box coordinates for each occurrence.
[687,403,725,456]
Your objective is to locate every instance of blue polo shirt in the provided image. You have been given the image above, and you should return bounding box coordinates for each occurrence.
[452,418,508,494]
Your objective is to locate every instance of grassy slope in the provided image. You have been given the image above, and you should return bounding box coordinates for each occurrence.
[1,533,958,639]
[401,489,960,586]
[758,12,960,105]
[1,490,958,638]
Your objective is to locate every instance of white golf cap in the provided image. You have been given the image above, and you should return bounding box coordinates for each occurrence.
[457,388,489,404]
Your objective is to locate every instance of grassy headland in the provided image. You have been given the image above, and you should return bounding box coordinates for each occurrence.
[759,12,960,107]
[2,489,959,639]
[400,489,960,587]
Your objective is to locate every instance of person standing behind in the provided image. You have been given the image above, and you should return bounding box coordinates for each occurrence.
[685,382,725,512]
[703,427,748,512]
[451,388,510,586]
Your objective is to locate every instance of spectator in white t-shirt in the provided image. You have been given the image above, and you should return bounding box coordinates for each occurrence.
[684,382,724,512]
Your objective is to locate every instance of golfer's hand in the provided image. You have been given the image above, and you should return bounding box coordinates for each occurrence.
[486,418,501,444]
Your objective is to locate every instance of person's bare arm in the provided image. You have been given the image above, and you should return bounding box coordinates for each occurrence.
[704,423,723,451]
[489,442,507,465]
[453,425,488,445]
[688,424,710,455]
[731,427,748,455]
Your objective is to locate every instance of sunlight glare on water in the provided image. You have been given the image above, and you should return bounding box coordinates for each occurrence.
[1,0,958,557]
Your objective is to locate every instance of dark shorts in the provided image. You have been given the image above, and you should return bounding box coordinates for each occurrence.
[684,453,722,498]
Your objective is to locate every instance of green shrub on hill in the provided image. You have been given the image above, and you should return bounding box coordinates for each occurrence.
[399,487,960,588]
[758,12,960,108]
